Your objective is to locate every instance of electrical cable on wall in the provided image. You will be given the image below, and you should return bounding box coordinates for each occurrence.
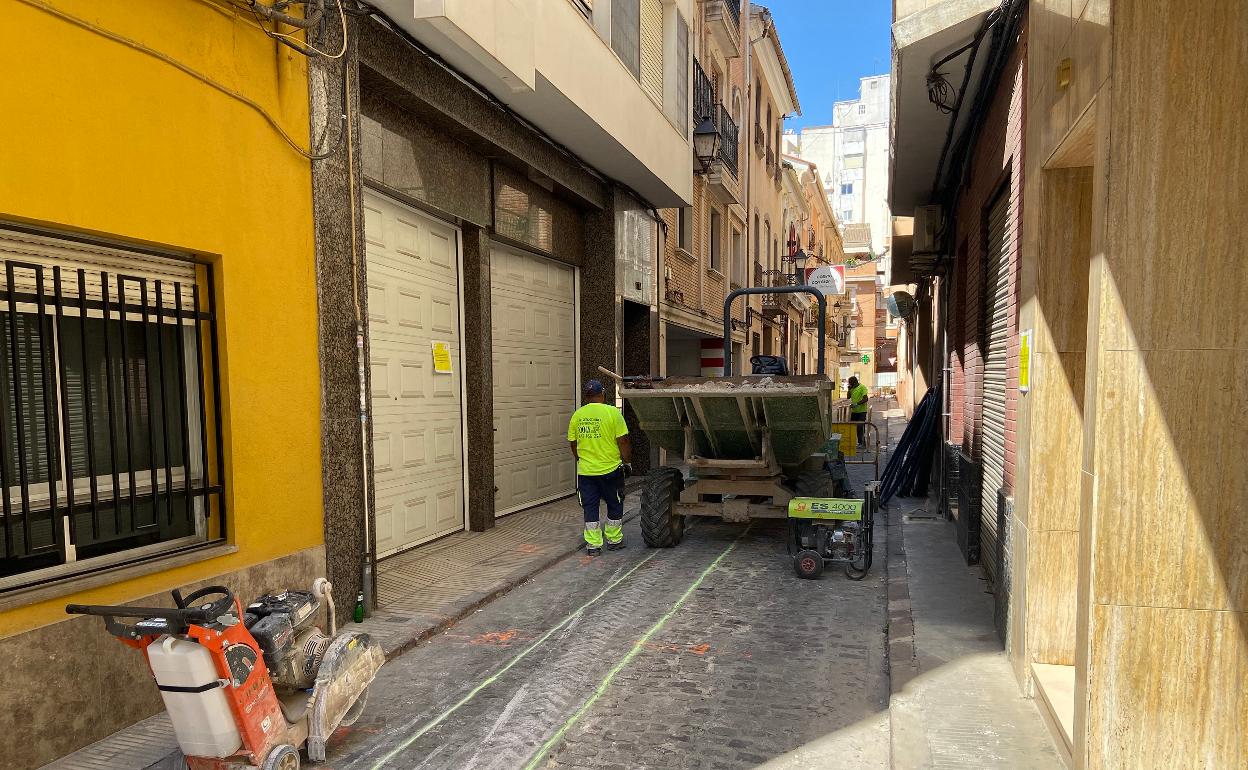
[18,0,347,161]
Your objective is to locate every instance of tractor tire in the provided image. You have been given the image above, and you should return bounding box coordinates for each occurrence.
[794,549,824,579]
[640,468,685,548]
[795,469,835,499]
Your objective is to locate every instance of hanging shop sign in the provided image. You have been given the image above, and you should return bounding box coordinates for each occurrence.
[431,341,454,374]
[804,265,846,297]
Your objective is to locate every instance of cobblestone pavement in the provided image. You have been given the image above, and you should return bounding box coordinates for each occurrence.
[321,511,890,770]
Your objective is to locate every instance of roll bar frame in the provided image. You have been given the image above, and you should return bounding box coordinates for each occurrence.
[723,285,827,376]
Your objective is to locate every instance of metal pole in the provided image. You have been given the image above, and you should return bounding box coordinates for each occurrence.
[724,285,826,375]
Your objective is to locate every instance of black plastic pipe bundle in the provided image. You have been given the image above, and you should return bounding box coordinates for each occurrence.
[880,386,942,504]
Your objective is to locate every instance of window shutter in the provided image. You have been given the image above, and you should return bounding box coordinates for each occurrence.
[640,0,664,104]
[675,11,688,135]
[611,0,641,80]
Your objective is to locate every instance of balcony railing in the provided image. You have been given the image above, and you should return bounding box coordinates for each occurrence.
[842,222,872,250]
[693,60,714,124]
[766,147,775,169]
[762,269,798,288]
[723,0,741,26]
[716,105,738,177]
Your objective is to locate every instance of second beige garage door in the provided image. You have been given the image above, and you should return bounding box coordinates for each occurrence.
[491,245,577,516]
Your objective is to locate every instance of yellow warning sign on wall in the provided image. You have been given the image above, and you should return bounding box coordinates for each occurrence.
[431,341,453,374]
[1018,329,1032,393]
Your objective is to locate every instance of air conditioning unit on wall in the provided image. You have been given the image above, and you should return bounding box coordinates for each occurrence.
[913,204,943,255]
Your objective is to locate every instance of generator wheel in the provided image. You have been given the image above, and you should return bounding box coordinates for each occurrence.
[795,470,834,499]
[794,549,824,580]
[640,468,685,548]
[262,744,300,770]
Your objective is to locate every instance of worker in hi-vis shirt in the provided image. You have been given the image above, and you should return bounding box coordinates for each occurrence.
[567,379,632,556]
[848,375,869,446]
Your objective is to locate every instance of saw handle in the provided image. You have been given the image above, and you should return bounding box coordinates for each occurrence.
[67,586,236,638]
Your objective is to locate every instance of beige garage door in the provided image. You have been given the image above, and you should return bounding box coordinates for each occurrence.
[364,190,465,556]
[491,245,577,515]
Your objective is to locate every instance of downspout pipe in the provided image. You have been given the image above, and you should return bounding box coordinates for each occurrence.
[724,286,826,375]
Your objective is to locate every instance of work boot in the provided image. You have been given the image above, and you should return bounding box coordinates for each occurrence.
[587,546,602,557]
[606,540,626,551]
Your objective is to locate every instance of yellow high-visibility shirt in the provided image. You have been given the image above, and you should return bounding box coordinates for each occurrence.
[850,384,869,414]
[568,403,628,476]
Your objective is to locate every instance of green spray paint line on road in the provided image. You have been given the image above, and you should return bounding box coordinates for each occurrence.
[367,549,663,770]
[522,526,751,770]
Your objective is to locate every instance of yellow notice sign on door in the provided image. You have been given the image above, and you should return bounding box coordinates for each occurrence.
[431,341,453,374]
[1018,329,1032,393]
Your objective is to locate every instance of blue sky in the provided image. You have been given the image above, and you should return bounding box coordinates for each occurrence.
[763,1,892,129]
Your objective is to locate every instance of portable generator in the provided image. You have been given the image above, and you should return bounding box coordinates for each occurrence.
[786,481,878,580]
[67,578,383,770]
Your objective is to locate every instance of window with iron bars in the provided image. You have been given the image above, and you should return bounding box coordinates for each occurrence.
[0,228,224,590]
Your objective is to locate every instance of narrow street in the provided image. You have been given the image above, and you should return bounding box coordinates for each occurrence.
[322,516,889,770]
[10,1,1240,767]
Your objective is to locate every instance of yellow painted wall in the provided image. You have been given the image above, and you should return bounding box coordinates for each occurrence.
[0,0,323,635]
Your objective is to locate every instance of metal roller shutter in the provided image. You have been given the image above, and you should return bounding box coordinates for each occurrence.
[980,189,1010,583]
[640,0,664,105]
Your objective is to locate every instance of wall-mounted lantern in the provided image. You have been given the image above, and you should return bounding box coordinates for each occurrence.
[693,116,721,173]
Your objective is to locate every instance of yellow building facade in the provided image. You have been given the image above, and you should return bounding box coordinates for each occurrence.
[0,1,324,766]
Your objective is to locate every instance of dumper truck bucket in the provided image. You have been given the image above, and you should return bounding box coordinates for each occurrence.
[621,376,843,468]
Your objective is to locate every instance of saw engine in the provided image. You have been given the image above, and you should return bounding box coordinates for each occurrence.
[245,590,332,691]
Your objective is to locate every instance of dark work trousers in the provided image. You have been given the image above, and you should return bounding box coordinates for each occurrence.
[851,411,868,446]
[577,468,625,547]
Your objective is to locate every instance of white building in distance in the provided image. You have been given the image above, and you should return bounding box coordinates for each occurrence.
[785,74,891,261]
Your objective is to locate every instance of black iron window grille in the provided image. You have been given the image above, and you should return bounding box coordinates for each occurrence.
[0,248,224,588]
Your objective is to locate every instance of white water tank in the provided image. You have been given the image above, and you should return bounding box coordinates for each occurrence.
[146,635,242,758]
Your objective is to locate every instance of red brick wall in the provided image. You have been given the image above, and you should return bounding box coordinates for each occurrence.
[949,240,967,443]
[950,24,1026,494]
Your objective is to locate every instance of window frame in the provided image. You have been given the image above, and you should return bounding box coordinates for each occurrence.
[708,209,723,273]
[677,207,693,253]
[0,227,224,593]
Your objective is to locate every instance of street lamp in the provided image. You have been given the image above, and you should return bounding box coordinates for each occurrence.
[693,116,720,173]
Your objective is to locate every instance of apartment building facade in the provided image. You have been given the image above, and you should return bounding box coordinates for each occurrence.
[0,2,325,766]
[788,75,892,388]
[889,0,1247,766]
[744,5,805,370]
[658,0,748,378]
[656,2,815,380]
[309,0,693,610]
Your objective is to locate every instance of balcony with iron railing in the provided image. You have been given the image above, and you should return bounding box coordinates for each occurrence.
[694,60,715,129]
[716,105,739,178]
[693,60,740,202]
[759,269,799,315]
[705,0,742,55]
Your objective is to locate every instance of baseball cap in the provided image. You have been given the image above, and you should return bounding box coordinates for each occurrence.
[584,379,604,396]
